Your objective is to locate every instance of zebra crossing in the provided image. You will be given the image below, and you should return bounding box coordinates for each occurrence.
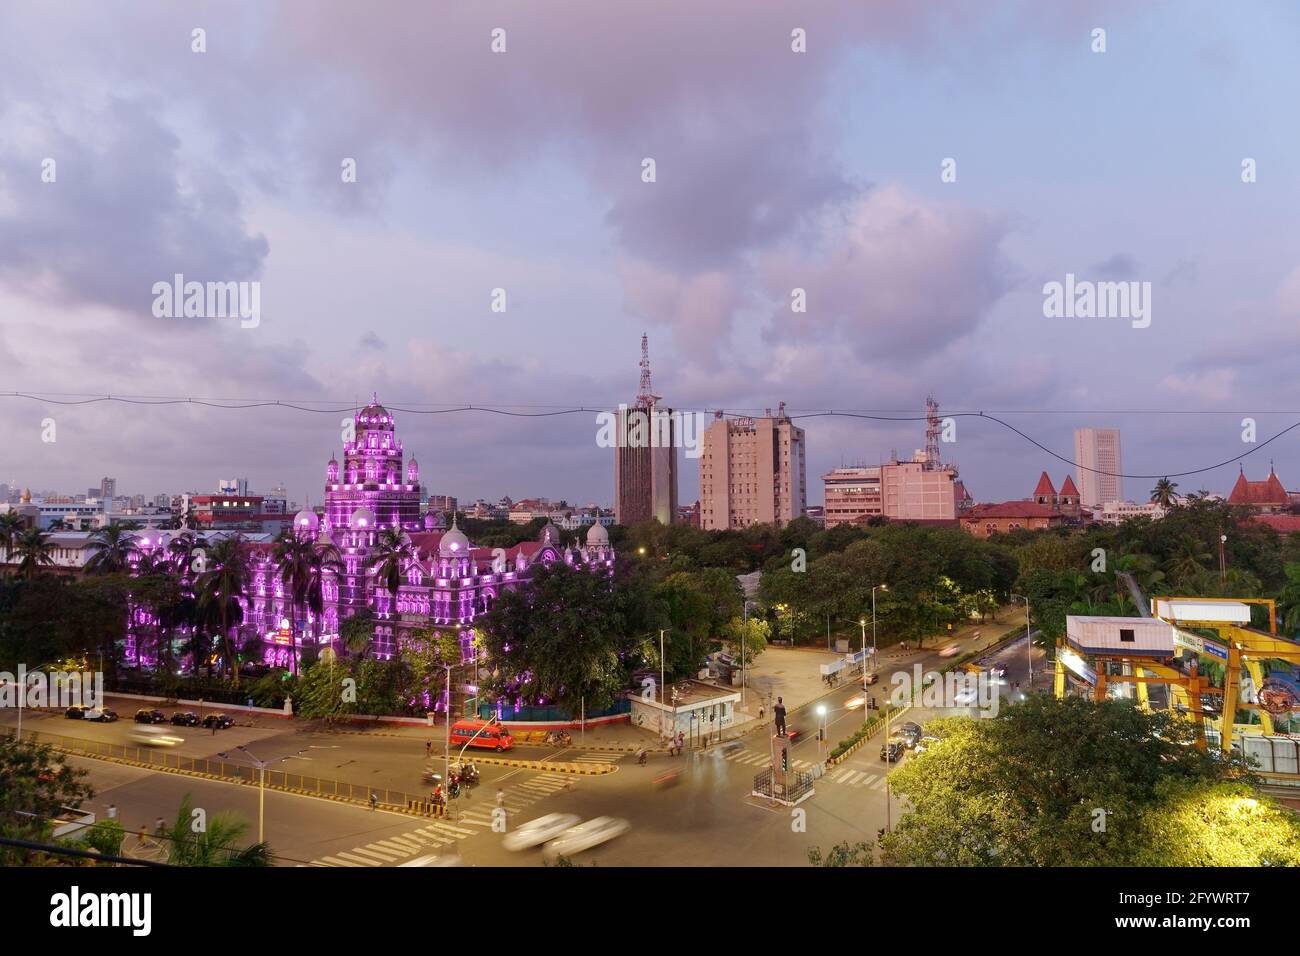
[716,745,890,789]
[719,747,816,772]
[825,766,890,789]
[303,770,582,867]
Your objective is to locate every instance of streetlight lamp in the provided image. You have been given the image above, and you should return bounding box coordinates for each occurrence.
[1011,593,1032,689]
[223,745,332,843]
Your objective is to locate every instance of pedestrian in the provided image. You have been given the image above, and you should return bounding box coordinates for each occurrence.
[137,825,149,847]
[369,791,378,811]
[495,788,505,810]
[758,705,764,721]
[211,722,217,736]
[106,803,117,821]
[773,697,787,737]
[676,730,685,755]
[425,740,432,758]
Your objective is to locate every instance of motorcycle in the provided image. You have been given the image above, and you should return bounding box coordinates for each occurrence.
[457,762,480,785]
[545,731,573,746]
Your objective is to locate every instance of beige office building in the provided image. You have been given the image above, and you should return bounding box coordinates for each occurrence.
[1074,427,1123,509]
[699,406,806,529]
[822,453,961,529]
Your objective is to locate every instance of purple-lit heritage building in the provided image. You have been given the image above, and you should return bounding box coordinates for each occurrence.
[244,395,614,667]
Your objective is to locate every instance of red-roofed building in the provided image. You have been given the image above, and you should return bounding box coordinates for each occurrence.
[1228,467,1290,513]
[1249,514,1300,534]
[959,501,1067,537]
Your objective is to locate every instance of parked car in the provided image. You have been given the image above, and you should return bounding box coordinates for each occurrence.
[134,709,167,724]
[202,713,233,729]
[542,816,630,860]
[64,705,87,720]
[84,708,118,722]
[170,711,201,727]
[880,738,906,762]
[897,722,923,748]
[503,813,582,852]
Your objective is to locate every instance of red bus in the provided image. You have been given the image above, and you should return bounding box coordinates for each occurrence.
[449,719,514,752]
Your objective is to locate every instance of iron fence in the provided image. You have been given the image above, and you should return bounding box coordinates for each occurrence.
[7,727,429,810]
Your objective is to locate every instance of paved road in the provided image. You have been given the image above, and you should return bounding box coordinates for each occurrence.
[8,625,1052,866]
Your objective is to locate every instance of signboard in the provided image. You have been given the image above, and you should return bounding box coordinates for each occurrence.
[1172,629,1228,660]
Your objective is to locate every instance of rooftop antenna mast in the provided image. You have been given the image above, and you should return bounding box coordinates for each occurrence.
[925,394,941,469]
[637,332,661,407]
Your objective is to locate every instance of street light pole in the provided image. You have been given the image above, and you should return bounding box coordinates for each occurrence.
[816,704,826,764]
[1012,593,1032,689]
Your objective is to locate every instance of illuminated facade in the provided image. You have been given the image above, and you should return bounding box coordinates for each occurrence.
[243,395,615,667]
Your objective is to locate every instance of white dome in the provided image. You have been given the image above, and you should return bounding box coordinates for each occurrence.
[294,509,320,534]
[585,522,609,546]
[539,521,562,547]
[349,507,376,530]
[439,518,470,555]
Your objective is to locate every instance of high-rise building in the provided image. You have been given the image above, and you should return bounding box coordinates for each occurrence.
[613,334,678,526]
[699,403,806,530]
[99,477,116,500]
[1074,428,1122,509]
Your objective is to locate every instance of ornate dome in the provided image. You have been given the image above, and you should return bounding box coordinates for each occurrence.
[357,391,391,426]
[439,515,470,555]
[349,507,376,530]
[539,521,562,548]
[585,521,609,546]
[294,509,320,535]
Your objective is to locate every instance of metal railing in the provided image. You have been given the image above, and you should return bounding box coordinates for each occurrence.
[6,727,429,810]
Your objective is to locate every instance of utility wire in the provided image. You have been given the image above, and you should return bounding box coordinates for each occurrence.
[0,391,1290,482]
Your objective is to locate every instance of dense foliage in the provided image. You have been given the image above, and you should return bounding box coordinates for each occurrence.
[880,695,1300,866]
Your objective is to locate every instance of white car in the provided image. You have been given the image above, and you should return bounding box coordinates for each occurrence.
[913,735,942,753]
[953,687,979,706]
[542,816,630,860]
[502,813,581,852]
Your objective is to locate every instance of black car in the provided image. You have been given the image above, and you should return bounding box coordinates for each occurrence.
[880,738,906,762]
[65,705,87,719]
[170,711,202,727]
[202,713,234,729]
[134,708,168,724]
[897,722,923,748]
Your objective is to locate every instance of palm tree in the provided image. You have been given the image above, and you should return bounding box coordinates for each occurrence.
[0,512,25,578]
[162,793,272,866]
[84,523,141,575]
[1150,478,1179,508]
[1167,534,1212,586]
[14,528,55,581]
[272,530,315,676]
[168,530,208,581]
[1278,563,1300,636]
[370,527,415,601]
[196,536,252,684]
[305,541,343,649]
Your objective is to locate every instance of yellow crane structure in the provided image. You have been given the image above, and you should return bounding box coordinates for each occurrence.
[1055,596,1300,783]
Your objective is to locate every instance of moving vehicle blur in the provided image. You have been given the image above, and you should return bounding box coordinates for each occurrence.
[502,813,582,852]
[542,816,630,860]
[129,725,184,747]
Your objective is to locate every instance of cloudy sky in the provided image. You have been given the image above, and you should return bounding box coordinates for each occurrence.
[3,1,1300,509]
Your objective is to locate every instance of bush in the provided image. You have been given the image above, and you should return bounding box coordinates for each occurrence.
[83,819,125,858]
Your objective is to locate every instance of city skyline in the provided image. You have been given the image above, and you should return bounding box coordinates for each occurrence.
[4,2,1300,508]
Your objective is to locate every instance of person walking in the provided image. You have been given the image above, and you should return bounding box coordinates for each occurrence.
[425,740,432,758]
[369,791,378,811]
[676,730,685,756]
[495,788,506,812]
[773,697,787,737]
[106,803,117,821]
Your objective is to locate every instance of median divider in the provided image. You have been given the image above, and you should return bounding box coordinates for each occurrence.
[462,754,616,775]
[826,705,911,766]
